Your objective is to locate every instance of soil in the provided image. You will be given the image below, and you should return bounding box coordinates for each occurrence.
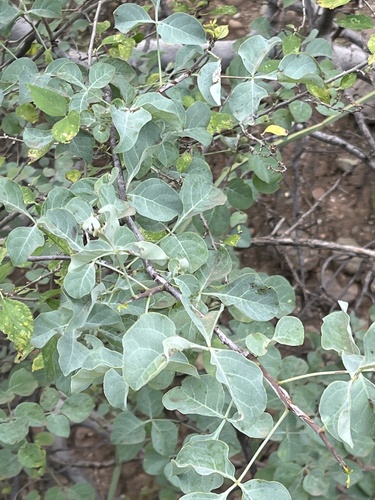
[6,0,375,498]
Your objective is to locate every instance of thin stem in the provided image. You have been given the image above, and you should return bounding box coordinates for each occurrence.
[88,0,103,66]
[237,409,289,484]
[279,370,349,385]
[154,0,163,87]
[107,463,121,500]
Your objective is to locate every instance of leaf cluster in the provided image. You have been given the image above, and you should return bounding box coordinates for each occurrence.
[0,1,374,498]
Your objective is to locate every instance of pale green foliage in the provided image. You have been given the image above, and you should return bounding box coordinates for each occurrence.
[0,0,374,498]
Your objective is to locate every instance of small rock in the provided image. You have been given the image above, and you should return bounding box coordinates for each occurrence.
[322,270,358,302]
[336,156,359,173]
[333,237,363,275]
[228,19,244,30]
[312,187,325,200]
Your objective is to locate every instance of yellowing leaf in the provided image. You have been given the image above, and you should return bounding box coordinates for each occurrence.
[28,142,54,163]
[176,152,192,173]
[307,84,331,104]
[263,125,288,136]
[16,103,39,123]
[0,297,34,362]
[32,352,45,371]
[368,34,375,55]
[65,170,82,183]
[224,234,241,246]
[52,111,80,143]
[316,0,350,8]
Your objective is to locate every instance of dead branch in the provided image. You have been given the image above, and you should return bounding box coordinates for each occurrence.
[251,236,375,259]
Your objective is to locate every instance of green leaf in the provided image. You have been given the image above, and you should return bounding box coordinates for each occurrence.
[23,129,54,152]
[64,264,96,299]
[103,368,128,411]
[163,375,226,418]
[111,106,152,153]
[40,387,59,411]
[196,246,232,288]
[46,414,70,438]
[288,101,312,123]
[174,438,235,479]
[0,0,19,35]
[321,308,359,354]
[0,177,28,216]
[210,350,267,428]
[38,208,82,252]
[14,402,46,427]
[32,310,63,348]
[350,376,375,437]
[122,313,176,390]
[60,393,94,423]
[336,14,374,30]
[227,81,268,124]
[319,380,353,446]
[7,226,44,265]
[137,385,164,418]
[57,332,91,376]
[238,36,281,76]
[52,111,80,143]
[152,420,178,456]
[111,410,146,445]
[305,38,333,58]
[9,368,38,396]
[273,316,304,346]
[0,299,34,362]
[240,479,292,499]
[0,416,29,445]
[160,233,208,273]
[28,84,68,116]
[178,175,227,225]
[89,62,116,89]
[114,3,154,33]
[0,449,22,479]
[279,54,320,80]
[263,275,295,317]
[225,178,254,210]
[158,13,206,45]
[123,241,168,264]
[130,178,182,222]
[134,93,185,128]
[198,62,222,106]
[47,59,85,88]
[29,0,63,17]
[210,273,279,321]
[18,443,46,469]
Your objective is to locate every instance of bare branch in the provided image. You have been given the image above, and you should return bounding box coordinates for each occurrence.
[87,0,103,66]
[251,236,375,259]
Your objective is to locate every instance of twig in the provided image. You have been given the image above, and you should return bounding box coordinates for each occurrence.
[352,111,375,161]
[259,61,369,119]
[3,254,71,261]
[157,40,214,94]
[282,168,352,237]
[200,213,217,250]
[87,0,103,66]
[307,130,369,163]
[103,88,127,201]
[0,211,19,230]
[251,236,375,259]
